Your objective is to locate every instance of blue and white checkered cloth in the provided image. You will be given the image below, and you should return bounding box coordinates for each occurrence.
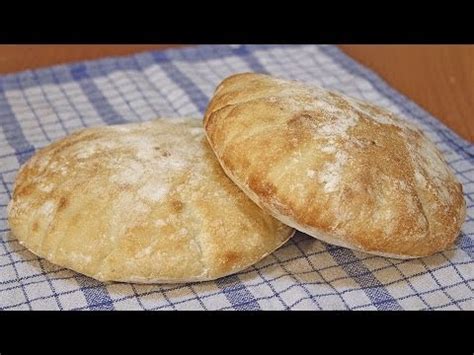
[0,45,472,310]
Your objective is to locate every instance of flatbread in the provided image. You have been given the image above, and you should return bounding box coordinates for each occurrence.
[8,118,294,282]
[204,73,466,259]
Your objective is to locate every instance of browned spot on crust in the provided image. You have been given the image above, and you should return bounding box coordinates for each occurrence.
[32,221,38,232]
[57,196,69,211]
[16,183,35,198]
[222,252,241,267]
[117,183,132,191]
[248,176,276,199]
[287,111,315,128]
[221,154,236,172]
[161,150,171,157]
[358,137,378,147]
[340,186,355,202]
[170,199,184,213]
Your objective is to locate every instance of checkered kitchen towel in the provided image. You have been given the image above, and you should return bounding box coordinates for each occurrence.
[0,45,473,310]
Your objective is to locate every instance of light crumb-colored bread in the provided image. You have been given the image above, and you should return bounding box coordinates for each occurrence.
[204,73,466,259]
[7,118,294,283]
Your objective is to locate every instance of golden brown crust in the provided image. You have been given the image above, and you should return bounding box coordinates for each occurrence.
[7,118,294,283]
[204,73,466,258]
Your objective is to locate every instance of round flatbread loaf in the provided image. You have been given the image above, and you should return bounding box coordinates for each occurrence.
[8,118,294,283]
[204,73,466,259]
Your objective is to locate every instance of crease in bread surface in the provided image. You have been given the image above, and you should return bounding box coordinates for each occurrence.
[204,73,466,259]
[8,117,294,283]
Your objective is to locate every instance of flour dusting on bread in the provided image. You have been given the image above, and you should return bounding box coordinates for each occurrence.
[319,151,348,193]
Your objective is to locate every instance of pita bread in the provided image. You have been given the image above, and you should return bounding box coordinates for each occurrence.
[8,118,294,283]
[204,73,466,259]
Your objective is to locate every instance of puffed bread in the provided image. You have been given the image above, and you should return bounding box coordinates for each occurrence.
[7,118,294,283]
[204,73,466,259]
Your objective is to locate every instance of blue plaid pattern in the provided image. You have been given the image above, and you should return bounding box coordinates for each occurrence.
[0,45,472,310]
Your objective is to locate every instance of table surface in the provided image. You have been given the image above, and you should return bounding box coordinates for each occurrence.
[0,45,472,142]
